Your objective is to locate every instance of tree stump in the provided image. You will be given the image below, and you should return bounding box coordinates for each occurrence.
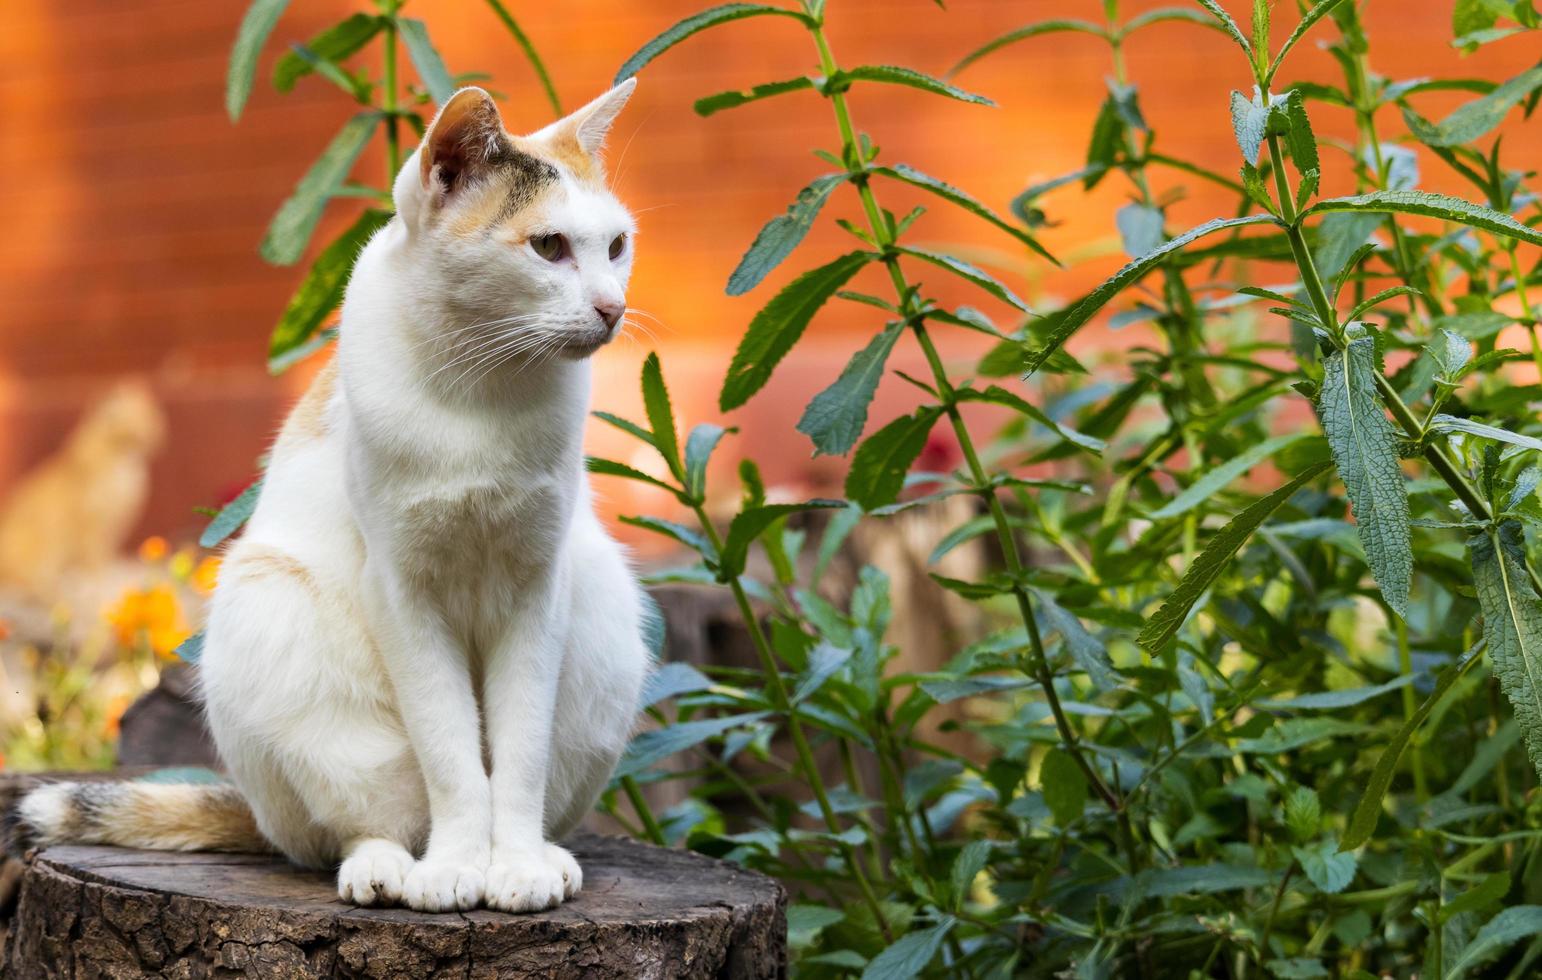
[2,835,785,978]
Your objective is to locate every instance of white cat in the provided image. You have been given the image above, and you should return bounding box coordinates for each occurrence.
[14,82,652,915]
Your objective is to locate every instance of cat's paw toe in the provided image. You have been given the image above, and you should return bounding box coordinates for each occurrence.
[485,846,578,913]
[403,860,484,912]
[336,841,414,907]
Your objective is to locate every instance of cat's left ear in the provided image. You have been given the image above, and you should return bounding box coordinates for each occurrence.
[535,78,637,160]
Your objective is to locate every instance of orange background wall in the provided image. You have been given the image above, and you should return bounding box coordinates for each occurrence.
[2,1,1538,549]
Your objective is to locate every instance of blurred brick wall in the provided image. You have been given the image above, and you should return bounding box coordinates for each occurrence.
[2,0,1537,549]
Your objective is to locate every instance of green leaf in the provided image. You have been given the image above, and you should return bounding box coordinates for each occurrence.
[954,385,1105,455]
[615,4,813,83]
[1471,522,1542,782]
[641,661,712,707]
[948,19,1106,75]
[1148,432,1311,520]
[720,252,873,411]
[200,480,263,549]
[720,500,845,577]
[1281,89,1320,185]
[861,916,955,980]
[846,407,944,510]
[1039,748,1088,826]
[268,326,338,375]
[1124,7,1232,34]
[1303,191,1542,249]
[831,65,993,106]
[483,0,562,115]
[1432,415,1542,453]
[1263,0,1351,87]
[793,643,852,703]
[641,353,683,481]
[260,112,380,266]
[1402,65,1542,147]
[872,165,1056,263]
[618,515,712,556]
[797,323,904,457]
[1230,89,1270,166]
[227,0,291,121]
[1139,461,1331,650]
[174,631,205,665]
[397,18,455,106]
[684,423,730,499]
[615,712,769,778]
[1439,871,1511,925]
[586,456,685,499]
[1024,215,1278,376]
[1284,785,1321,842]
[1116,203,1165,258]
[1341,645,1484,849]
[273,13,381,93]
[787,904,846,948]
[1318,335,1411,618]
[1033,589,1117,689]
[1315,211,1382,282]
[1194,0,1255,61]
[727,174,847,296]
[268,208,390,365]
[895,246,1030,312]
[1134,864,1276,898]
[694,76,814,116]
[1449,906,1542,979]
[1292,839,1357,893]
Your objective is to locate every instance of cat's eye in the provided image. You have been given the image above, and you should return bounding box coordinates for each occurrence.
[609,234,627,261]
[530,233,567,262]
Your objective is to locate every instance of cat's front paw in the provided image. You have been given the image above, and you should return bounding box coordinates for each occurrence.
[402,858,485,912]
[337,840,414,907]
[485,844,581,913]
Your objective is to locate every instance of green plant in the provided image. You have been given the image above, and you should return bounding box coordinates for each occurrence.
[595,1,1542,975]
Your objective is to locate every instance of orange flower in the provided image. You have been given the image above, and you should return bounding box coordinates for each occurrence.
[107,582,189,658]
[138,536,169,562]
[104,694,131,737]
[191,556,221,595]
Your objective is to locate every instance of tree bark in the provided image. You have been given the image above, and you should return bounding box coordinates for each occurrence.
[2,834,784,978]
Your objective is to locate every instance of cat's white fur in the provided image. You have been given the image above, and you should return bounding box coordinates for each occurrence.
[196,82,650,913]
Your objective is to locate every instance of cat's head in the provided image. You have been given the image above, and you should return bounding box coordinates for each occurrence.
[393,81,637,364]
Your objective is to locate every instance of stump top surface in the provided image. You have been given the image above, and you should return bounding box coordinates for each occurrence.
[32,833,776,929]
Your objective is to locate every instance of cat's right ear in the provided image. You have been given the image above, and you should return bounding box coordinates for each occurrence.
[395,87,508,227]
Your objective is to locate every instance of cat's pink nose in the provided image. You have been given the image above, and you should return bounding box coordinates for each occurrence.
[595,301,625,331]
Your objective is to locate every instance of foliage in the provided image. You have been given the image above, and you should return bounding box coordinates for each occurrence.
[591,0,1542,976]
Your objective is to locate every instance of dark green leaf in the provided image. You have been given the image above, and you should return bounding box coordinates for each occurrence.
[948,20,1106,75]
[614,4,812,83]
[797,323,904,456]
[1033,589,1116,689]
[268,208,390,365]
[1040,748,1088,826]
[1439,871,1511,925]
[397,18,455,106]
[684,423,730,499]
[721,252,873,411]
[1471,522,1542,782]
[694,76,814,116]
[1303,191,1542,249]
[1449,906,1542,978]
[872,165,1056,263]
[1148,432,1310,520]
[728,175,847,296]
[832,65,993,106]
[861,916,955,980]
[846,407,944,509]
[720,500,846,577]
[641,353,683,480]
[1402,65,1542,147]
[615,711,769,777]
[1319,335,1411,617]
[1139,461,1331,649]
[895,246,1030,312]
[260,112,380,266]
[273,13,381,93]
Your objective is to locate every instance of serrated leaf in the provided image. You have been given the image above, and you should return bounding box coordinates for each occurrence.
[846,407,944,510]
[1319,336,1411,617]
[720,251,873,411]
[895,246,1031,312]
[1230,89,1270,166]
[1403,65,1542,147]
[260,112,380,266]
[1024,214,1278,376]
[1281,89,1320,183]
[694,76,814,116]
[1342,645,1484,849]
[1471,522,1542,782]
[1449,906,1542,978]
[797,323,904,457]
[1140,461,1331,650]
[1033,589,1116,689]
[273,13,381,93]
[397,18,455,106]
[727,174,846,296]
[1293,840,1357,894]
[873,164,1055,263]
[949,19,1107,75]
[615,4,811,83]
[641,353,683,480]
[684,423,730,499]
[1284,785,1321,842]
[1303,191,1542,249]
[719,500,845,577]
[200,480,263,549]
[268,208,390,365]
[833,65,993,106]
[954,385,1104,455]
[1149,432,1310,520]
[585,456,685,498]
[228,0,292,121]
[949,840,991,909]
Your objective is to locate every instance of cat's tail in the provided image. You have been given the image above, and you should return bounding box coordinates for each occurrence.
[5,780,271,855]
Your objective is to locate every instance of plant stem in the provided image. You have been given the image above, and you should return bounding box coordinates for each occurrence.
[620,775,666,845]
[382,3,401,179]
[691,502,893,939]
[1395,616,1428,802]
